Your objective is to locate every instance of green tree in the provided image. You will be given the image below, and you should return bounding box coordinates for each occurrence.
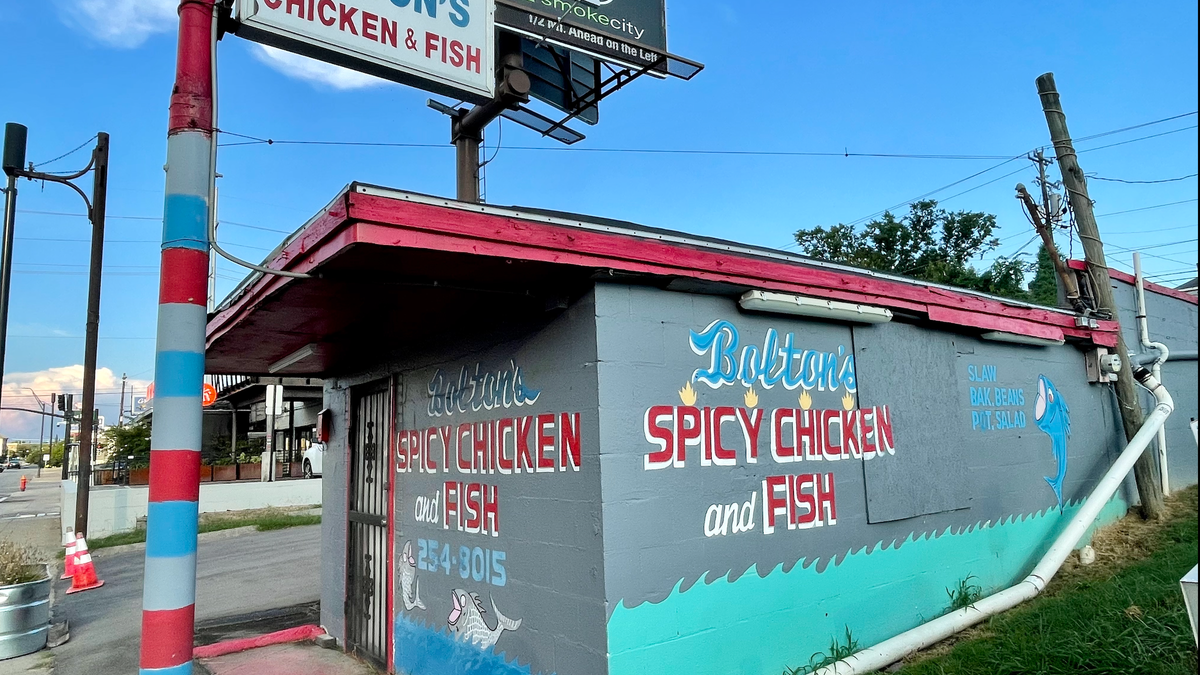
[103,421,152,468]
[793,200,1033,301]
[17,440,63,467]
[1029,244,1061,307]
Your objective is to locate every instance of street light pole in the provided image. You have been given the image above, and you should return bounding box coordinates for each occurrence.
[26,388,46,460]
[4,130,110,532]
[72,132,109,535]
[0,124,28,411]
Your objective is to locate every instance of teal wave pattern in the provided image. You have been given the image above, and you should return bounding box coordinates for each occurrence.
[607,497,1128,675]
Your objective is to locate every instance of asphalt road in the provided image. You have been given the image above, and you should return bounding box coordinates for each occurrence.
[52,524,321,675]
[0,466,62,559]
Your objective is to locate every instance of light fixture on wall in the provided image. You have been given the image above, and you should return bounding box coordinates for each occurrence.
[268,343,318,373]
[979,331,1064,347]
[738,290,893,324]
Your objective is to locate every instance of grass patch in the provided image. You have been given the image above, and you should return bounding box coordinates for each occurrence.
[946,575,984,613]
[784,627,860,675]
[76,508,322,553]
[898,485,1199,675]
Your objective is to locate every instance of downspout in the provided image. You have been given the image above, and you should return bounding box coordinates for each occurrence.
[1133,252,1170,495]
[813,366,1174,675]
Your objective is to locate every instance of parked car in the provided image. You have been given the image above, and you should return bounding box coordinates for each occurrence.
[302,442,324,478]
[5,460,19,469]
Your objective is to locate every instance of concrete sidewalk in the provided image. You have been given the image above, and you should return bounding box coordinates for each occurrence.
[196,642,380,675]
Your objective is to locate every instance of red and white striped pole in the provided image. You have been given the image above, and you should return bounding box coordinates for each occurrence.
[140,2,215,673]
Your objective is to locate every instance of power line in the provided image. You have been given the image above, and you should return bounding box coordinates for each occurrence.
[31,134,98,169]
[17,209,158,221]
[1106,237,1197,252]
[1095,199,1199,218]
[220,134,1019,160]
[1073,111,1198,142]
[1077,125,1198,154]
[8,335,155,340]
[1102,223,1197,235]
[217,110,1200,161]
[1090,172,1198,185]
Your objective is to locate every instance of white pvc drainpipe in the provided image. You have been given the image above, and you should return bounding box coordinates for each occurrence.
[813,366,1174,675]
[1133,252,1171,495]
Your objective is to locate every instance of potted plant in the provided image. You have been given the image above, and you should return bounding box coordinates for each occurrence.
[0,542,51,659]
[211,455,237,482]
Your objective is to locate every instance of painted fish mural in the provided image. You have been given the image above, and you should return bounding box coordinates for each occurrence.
[1034,375,1071,511]
[446,589,521,649]
[399,541,425,611]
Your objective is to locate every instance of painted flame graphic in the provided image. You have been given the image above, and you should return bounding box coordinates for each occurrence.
[678,381,698,406]
[842,392,855,411]
[744,387,759,408]
[799,391,813,411]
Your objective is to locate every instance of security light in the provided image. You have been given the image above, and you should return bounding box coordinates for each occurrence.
[738,290,893,324]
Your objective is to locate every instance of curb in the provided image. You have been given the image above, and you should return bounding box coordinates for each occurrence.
[92,526,260,558]
[192,624,325,659]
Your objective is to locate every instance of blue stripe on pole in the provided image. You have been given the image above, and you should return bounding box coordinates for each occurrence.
[142,553,198,611]
[153,351,205,398]
[162,193,208,251]
[140,662,193,675]
[145,502,199,558]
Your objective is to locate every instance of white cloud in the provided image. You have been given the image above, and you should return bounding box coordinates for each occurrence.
[1,366,150,441]
[58,0,179,49]
[252,45,389,90]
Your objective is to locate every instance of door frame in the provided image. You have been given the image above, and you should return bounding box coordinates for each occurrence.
[344,378,394,669]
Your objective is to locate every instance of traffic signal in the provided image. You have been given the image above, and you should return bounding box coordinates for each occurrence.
[2,123,27,177]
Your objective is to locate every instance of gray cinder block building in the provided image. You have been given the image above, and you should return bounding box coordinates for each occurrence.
[205,184,1198,675]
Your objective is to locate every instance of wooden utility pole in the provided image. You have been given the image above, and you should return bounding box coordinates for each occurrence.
[1035,72,1164,519]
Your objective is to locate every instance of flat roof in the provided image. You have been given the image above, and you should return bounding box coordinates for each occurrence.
[206,184,1122,375]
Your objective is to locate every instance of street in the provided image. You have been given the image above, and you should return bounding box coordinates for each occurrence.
[51,524,321,675]
[0,469,321,674]
[0,467,61,560]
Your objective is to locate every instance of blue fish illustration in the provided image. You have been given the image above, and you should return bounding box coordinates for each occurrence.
[1034,375,1071,511]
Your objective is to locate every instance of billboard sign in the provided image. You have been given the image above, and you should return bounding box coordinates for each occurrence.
[234,0,496,102]
[496,0,667,72]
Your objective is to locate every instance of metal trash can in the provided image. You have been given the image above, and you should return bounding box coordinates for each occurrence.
[0,566,50,660]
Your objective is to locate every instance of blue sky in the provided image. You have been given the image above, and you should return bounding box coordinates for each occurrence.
[0,0,1196,439]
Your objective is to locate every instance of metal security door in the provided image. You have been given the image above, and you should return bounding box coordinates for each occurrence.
[346,381,391,667]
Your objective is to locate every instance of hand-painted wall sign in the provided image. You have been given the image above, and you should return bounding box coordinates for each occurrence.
[1034,375,1071,511]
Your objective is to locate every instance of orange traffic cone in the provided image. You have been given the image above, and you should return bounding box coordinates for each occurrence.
[66,536,105,594]
[61,533,77,580]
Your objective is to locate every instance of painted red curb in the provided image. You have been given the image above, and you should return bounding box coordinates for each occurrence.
[192,624,325,659]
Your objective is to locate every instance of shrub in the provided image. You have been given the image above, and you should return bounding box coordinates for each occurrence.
[0,541,46,586]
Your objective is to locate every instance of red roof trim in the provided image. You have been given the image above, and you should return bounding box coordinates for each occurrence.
[206,189,1122,348]
[1068,259,1198,305]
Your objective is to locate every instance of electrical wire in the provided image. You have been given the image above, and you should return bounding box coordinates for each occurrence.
[31,134,98,170]
[1073,111,1197,142]
[1095,199,1199,218]
[1089,172,1198,185]
[206,3,311,281]
[1077,125,1198,154]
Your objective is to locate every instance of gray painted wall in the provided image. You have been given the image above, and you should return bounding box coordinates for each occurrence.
[594,283,1130,613]
[325,292,608,675]
[1110,276,1199,491]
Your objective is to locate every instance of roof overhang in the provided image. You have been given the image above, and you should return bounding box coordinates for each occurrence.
[206,184,1120,376]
